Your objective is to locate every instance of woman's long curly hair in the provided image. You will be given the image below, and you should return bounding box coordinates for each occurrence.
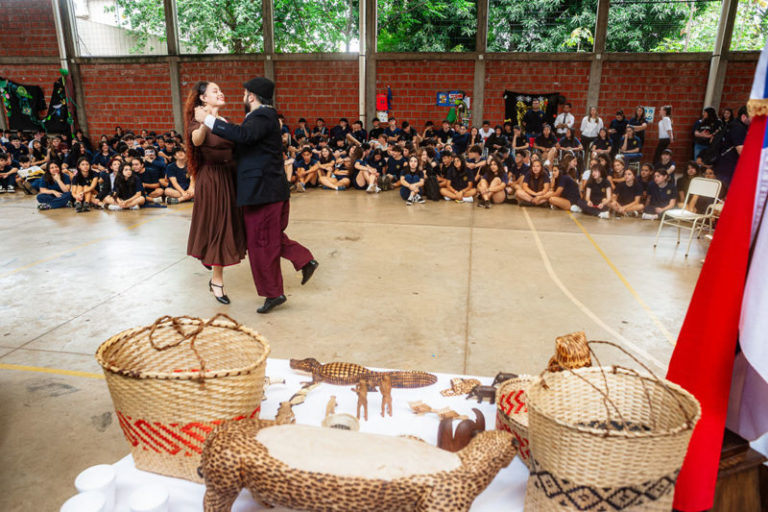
[184,81,209,177]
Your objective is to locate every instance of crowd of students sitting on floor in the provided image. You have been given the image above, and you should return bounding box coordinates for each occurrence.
[0,100,745,219]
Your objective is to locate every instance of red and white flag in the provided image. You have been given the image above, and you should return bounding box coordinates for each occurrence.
[666,41,768,511]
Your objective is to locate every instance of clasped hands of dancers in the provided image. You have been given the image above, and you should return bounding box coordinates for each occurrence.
[186,76,318,314]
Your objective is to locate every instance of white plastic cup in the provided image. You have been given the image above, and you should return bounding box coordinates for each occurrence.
[129,484,169,512]
[75,464,116,511]
[60,490,107,512]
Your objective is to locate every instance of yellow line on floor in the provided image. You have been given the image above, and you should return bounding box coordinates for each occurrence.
[522,208,665,370]
[0,204,193,279]
[567,213,677,346]
[0,362,104,379]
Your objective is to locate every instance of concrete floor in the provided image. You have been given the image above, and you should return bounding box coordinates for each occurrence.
[0,190,707,511]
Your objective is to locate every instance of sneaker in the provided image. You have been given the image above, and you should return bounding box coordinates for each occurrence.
[598,211,610,219]
[7,185,15,193]
[82,203,91,212]
[366,183,375,194]
[130,205,140,210]
[152,196,164,204]
[570,204,582,213]
[484,200,491,209]
[630,211,639,217]
[167,197,180,205]
[0,186,5,193]
[107,204,122,211]
[415,194,426,204]
[444,196,452,201]
[463,196,474,203]
[37,203,52,210]
[377,176,385,189]
[21,182,35,195]
[641,213,659,220]
[336,185,346,191]
[375,186,381,193]
[385,175,395,190]
[66,201,73,208]
[296,182,305,193]
[74,201,83,212]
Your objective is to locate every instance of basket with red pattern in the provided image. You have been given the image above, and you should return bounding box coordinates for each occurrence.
[495,375,534,470]
[95,314,270,482]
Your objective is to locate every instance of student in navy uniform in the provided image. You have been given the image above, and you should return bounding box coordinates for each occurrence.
[330,118,351,141]
[515,159,550,207]
[383,144,406,190]
[556,127,583,160]
[573,164,612,218]
[7,136,28,161]
[440,154,476,202]
[608,111,628,150]
[714,106,748,187]
[293,147,320,192]
[609,168,644,216]
[368,118,384,141]
[523,98,546,139]
[384,118,402,144]
[642,168,677,220]
[477,156,508,209]
[164,147,194,204]
[294,118,310,141]
[312,118,328,143]
[316,146,338,190]
[485,125,507,154]
[420,121,438,147]
[91,142,114,172]
[608,158,627,190]
[465,145,486,184]
[30,139,47,167]
[506,150,529,198]
[36,162,72,210]
[450,124,470,155]
[400,155,425,205]
[0,152,19,193]
[353,146,380,193]
[549,165,582,211]
[638,162,654,203]
[435,120,454,150]
[94,157,122,209]
[346,120,368,146]
[533,124,558,164]
[134,155,166,203]
[675,161,700,206]
[510,125,529,155]
[104,162,146,211]
[628,106,648,149]
[70,157,99,212]
[656,149,676,176]
[367,148,387,188]
[400,121,416,144]
[620,126,642,162]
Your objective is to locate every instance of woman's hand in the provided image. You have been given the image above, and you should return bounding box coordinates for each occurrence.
[53,191,62,198]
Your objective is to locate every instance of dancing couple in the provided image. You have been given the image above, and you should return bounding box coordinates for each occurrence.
[185,77,318,314]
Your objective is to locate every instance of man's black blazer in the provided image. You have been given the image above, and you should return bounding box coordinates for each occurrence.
[211,106,289,207]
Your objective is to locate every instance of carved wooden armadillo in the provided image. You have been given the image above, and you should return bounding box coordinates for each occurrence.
[201,420,516,512]
[289,357,438,388]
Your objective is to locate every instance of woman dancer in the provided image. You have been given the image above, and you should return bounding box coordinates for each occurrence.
[185,81,247,305]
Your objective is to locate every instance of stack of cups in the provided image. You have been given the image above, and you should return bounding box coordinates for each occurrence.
[60,464,116,512]
[128,484,169,512]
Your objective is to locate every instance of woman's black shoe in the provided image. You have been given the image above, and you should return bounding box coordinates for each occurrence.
[209,279,230,305]
[202,262,212,270]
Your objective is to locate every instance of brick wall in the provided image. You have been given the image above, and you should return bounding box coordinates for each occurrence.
[275,60,359,131]
[80,63,173,137]
[484,60,591,125]
[179,60,265,123]
[720,60,757,112]
[376,60,475,129]
[0,0,58,57]
[598,60,709,162]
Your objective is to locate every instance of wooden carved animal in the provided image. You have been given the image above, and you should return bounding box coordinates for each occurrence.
[290,357,438,388]
[201,421,516,512]
[437,408,486,452]
[325,395,337,417]
[275,401,295,425]
[466,385,497,404]
[380,373,393,417]
[354,378,368,421]
[492,372,519,387]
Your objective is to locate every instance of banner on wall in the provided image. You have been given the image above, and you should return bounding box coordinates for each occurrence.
[0,77,47,131]
[437,90,465,107]
[503,91,561,127]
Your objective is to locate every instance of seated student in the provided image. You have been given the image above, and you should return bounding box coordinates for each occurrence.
[485,125,507,154]
[330,137,348,159]
[294,118,310,141]
[353,147,380,193]
[400,121,416,144]
[418,147,439,177]
[0,151,18,193]
[294,147,320,192]
[330,118,351,141]
[399,155,426,205]
[420,121,438,147]
[590,128,612,160]
[506,150,529,197]
[619,126,642,161]
[104,162,146,211]
[607,158,627,189]
[436,151,454,188]
[656,149,676,176]
[509,125,529,156]
[465,145,486,181]
[283,149,297,188]
[441,154,476,202]
[675,161,700,205]
[372,132,389,151]
[533,124,558,164]
[435,120,455,150]
[367,148,387,184]
[642,168,677,220]
[686,165,723,213]
[368,118,384,141]
[346,120,368,147]
[15,155,45,194]
[384,118,402,144]
[477,156,508,209]
[572,164,612,219]
[638,162,654,203]
[549,165,582,211]
[382,145,405,190]
[609,168,644,216]
[94,157,122,208]
[556,127,583,158]
[130,157,162,204]
[30,139,47,167]
[608,110,628,149]
[164,147,194,204]
[316,146,339,190]
[91,142,114,173]
[36,162,73,210]
[515,159,550,207]
[333,148,359,191]
[452,124,470,155]
[70,157,99,212]
[312,118,328,144]
[158,138,175,163]
[7,135,28,161]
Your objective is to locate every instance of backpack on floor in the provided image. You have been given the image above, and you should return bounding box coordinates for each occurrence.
[424,174,441,201]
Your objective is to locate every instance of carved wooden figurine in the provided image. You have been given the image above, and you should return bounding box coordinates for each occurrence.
[380,374,393,417]
[492,372,519,387]
[466,385,497,404]
[325,395,337,418]
[275,401,295,425]
[354,379,369,421]
[437,408,487,452]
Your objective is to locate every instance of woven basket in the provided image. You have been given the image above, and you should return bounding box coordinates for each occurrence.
[524,342,700,511]
[95,314,270,482]
[495,375,534,470]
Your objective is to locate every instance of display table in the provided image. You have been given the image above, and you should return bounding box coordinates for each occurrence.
[107,358,529,511]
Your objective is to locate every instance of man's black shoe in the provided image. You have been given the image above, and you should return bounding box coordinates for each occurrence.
[301,259,319,285]
[257,295,287,314]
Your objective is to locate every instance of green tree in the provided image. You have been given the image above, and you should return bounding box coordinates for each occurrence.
[273,0,359,52]
[376,0,477,52]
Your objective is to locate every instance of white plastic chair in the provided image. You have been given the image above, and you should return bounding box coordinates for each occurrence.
[653,177,722,257]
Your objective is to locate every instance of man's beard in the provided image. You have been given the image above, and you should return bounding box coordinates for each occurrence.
[244,101,252,115]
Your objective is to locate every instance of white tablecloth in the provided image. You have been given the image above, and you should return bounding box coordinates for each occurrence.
[107,358,529,511]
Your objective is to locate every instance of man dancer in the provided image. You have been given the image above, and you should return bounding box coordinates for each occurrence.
[195,77,318,313]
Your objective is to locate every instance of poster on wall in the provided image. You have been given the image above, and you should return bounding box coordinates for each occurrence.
[643,106,655,123]
[503,91,561,128]
[437,90,465,107]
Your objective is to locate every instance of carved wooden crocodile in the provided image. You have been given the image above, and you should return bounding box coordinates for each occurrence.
[289,358,438,389]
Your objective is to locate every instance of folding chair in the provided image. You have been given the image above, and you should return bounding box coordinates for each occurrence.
[653,177,722,257]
